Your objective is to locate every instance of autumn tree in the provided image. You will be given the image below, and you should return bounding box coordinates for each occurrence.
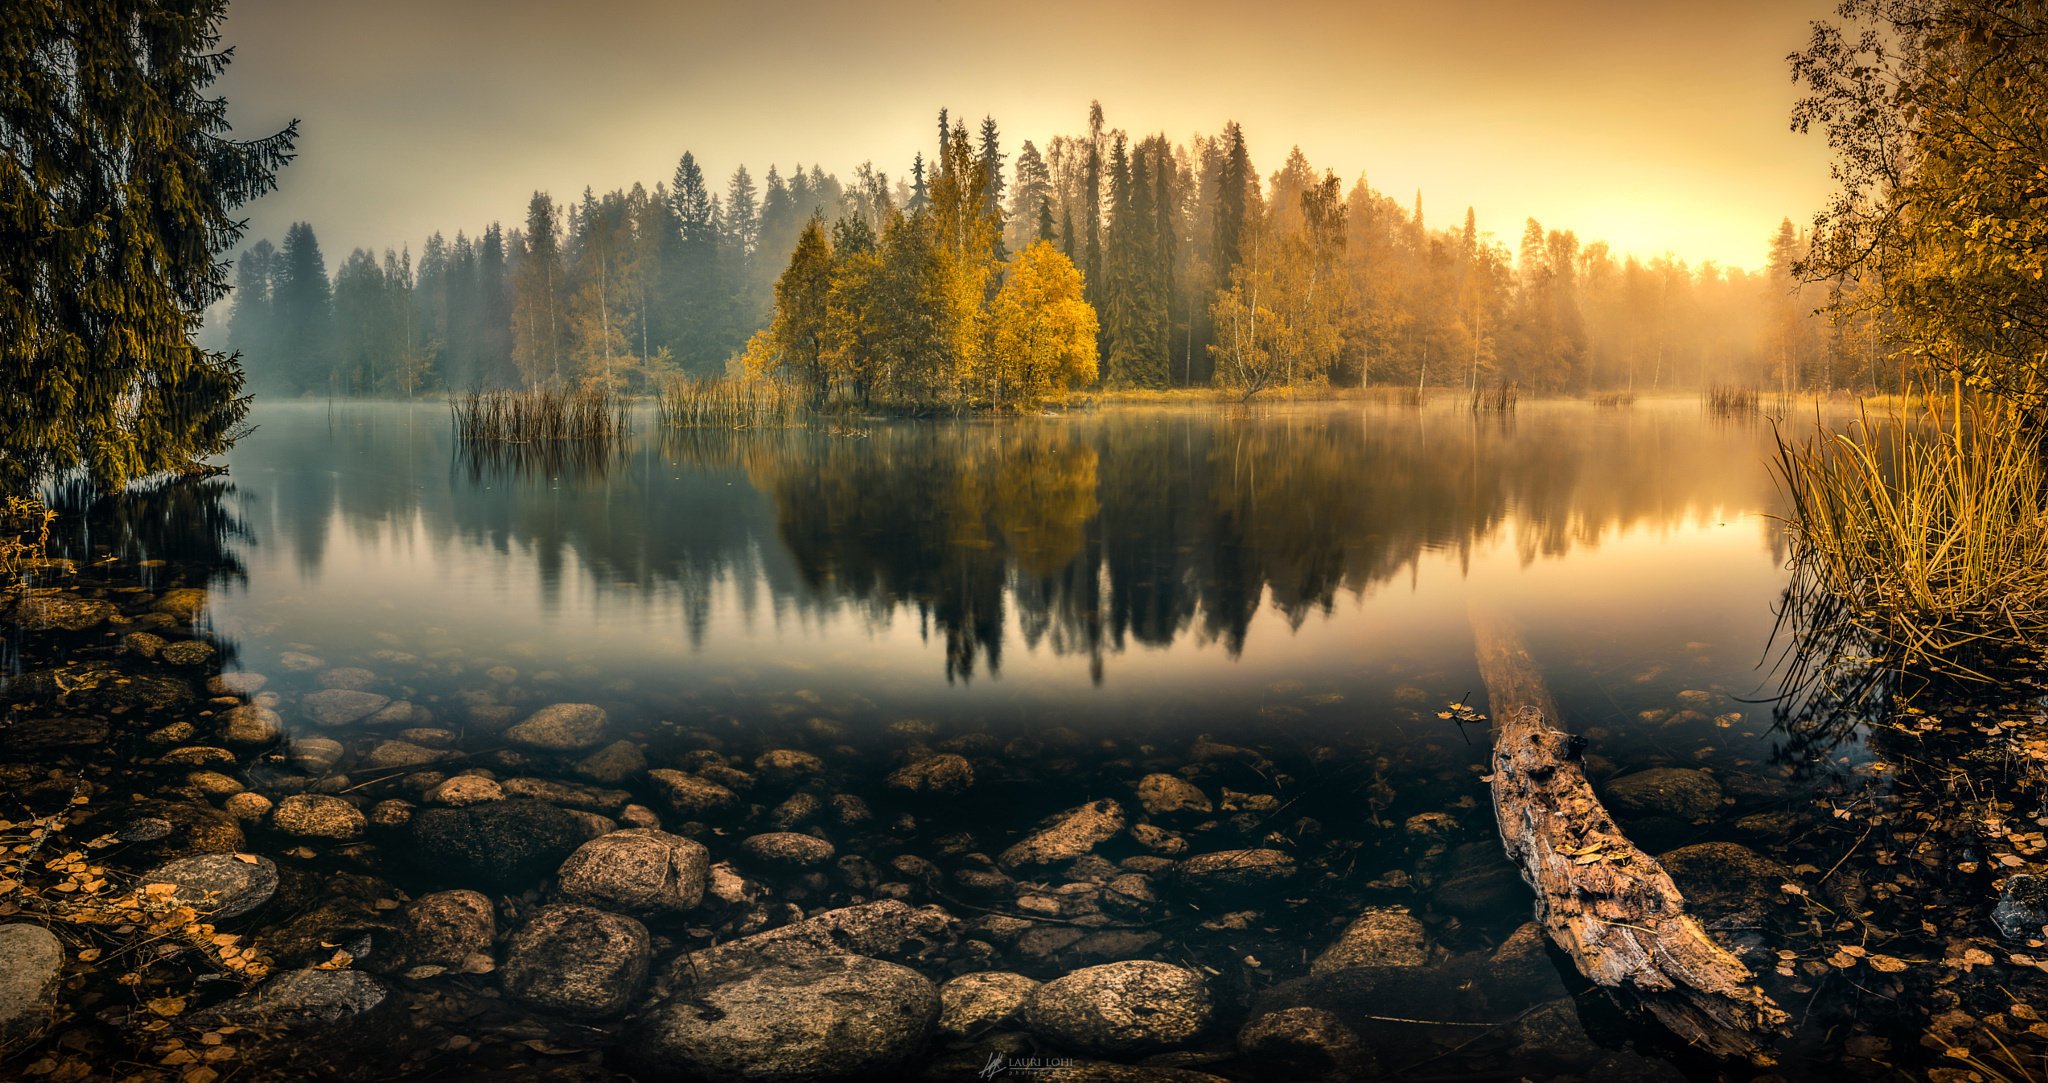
[983,241,1099,409]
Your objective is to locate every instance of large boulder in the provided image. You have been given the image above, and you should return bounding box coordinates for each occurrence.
[1603,769,1725,822]
[1024,960,1213,1055]
[999,800,1126,868]
[668,900,959,989]
[1136,774,1213,817]
[500,903,649,1018]
[1310,907,1428,974]
[379,889,496,975]
[409,800,586,886]
[556,829,707,914]
[505,703,608,752]
[648,770,738,817]
[938,971,1040,1041]
[138,853,278,921]
[0,924,63,1051]
[627,956,938,1082]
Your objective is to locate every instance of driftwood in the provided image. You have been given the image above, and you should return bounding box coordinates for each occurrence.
[1472,606,1788,1061]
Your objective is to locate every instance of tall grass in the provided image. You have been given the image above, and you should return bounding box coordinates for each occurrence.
[657,374,808,428]
[1703,385,1759,416]
[450,386,629,444]
[1471,382,1519,412]
[1590,390,1636,408]
[1772,383,2048,680]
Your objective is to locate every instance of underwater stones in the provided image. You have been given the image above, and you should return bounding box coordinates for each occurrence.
[1311,907,1428,974]
[627,955,938,1083]
[886,753,975,796]
[271,794,366,840]
[1136,774,1212,817]
[385,889,495,974]
[1994,875,2048,940]
[114,799,243,858]
[278,651,324,672]
[12,593,119,632]
[1236,1006,1371,1080]
[186,968,385,1029]
[210,671,268,696]
[158,639,215,666]
[1602,768,1725,822]
[500,903,649,1018]
[505,703,608,752]
[426,775,504,806]
[363,739,447,770]
[317,666,378,690]
[409,800,586,887]
[1172,849,1298,894]
[224,792,273,822]
[669,900,960,989]
[753,748,826,785]
[1129,823,1189,856]
[648,769,737,816]
[738,832,836,870]
[138,853,279,920]
[557,829,708,914]
[1657,841,1792,937]
[287,736,346,774]
[938,971,1040,1040]
[0,924,64,1051]
[573,740,647,784]
[151,587,209,624]
[1024,960,1214,1056]
[220,704,283,747]
[301,688,391,728]
[999,799,1126,869]
[4,716,108,752]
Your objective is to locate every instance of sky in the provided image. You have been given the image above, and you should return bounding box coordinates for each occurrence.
[212,0,1842,274]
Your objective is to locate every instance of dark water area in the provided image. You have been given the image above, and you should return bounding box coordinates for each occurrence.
[28,398,2024,1082]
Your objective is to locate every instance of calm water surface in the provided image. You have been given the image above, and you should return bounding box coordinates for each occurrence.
[195,399,1805,766]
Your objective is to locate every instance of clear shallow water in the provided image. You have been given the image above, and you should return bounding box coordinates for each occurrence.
[193,399,1802,763]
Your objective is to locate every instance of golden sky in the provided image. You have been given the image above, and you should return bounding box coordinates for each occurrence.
[215,0,1839,271]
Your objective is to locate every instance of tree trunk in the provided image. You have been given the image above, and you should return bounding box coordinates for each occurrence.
[1472,606,1788,1062]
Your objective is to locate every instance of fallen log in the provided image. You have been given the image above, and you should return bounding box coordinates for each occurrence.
[1472,606,1789,1061]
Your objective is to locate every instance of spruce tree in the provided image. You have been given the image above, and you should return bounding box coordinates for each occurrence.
[274,222,333,394]
[1,0,296,492]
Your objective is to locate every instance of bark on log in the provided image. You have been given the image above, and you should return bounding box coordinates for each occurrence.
[1473,606,1789,1061]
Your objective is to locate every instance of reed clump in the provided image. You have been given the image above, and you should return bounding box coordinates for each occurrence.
[449,386,629,445]
[1704,385,1759,416]
[1772,383,2048,680]
[1591,390,1636,408]
[1471,382,1519,412]
[657,374,809,429]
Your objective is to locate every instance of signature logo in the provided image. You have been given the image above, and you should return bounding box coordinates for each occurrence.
[980,1052,1076,1078]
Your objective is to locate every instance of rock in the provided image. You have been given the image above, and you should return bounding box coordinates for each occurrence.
[159,746,235,767]
[0,924,63,1050]
[1136,774,1212,817]
[139,853,278,920]
[739,832,836,869]
[112,799,243,858]
[1311,907,1428,973]
[574,740,646,784]
[287,736,346,773]
[211,671,268,696]
[938,971,1040,1040]
[1129,823,1188,856]
[1024,960,1213,1055]
[224,792,273,822]
[220,705,283,747]
[278,650,324,672]
[1102,873,1159,917]
[648,769,737,817]
[627,956,937,1082]
[152,587,209,624]
[1603,768,1725,822]
[12,593,119,631]
[427,775,504,806]
[2,716,108,751]
[369,799,414,829]
[1996,875,2048,940]
[183,770,244,798]
[1172,849,1297,893]
[409,800,587,886]
[669,900,960,989]
[159,639,214,666]
[318,666,378,690]
[499,776,631,814]
[505,703,608,752]
[753,749,825,784]
[886,754,975,796]
[364,740,448,770]
[272,794,366,840]
[386,889,495,972]
[1237,1006,1370,1079]
[1658,841,1794,938]
[557,829,708,914]
[301,689,391,728]
[1433,861,1529,919]
[999,799,1126,868]
[500,903,649,1018]
[187,968,385,1029]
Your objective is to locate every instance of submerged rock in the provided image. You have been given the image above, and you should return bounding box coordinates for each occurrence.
[1237,1006,1371,1079]
[648,769,738,817]
[384,888,496,974]
[220,705,283,747]
[1995,875,2048,940]
[1172,849,1297,894]
[574,740,647,785]
[627,956,938,1082]
[938,971,1040,1040]
[887,754,975,796]
[139,853,278,921]
[738,832,836,869]
[669,900,960,989]
[557,829,708,914]
[300,689,391,728]
[1024,960,1213,1055]
[500,903,649,1018]
[1603,768,1725,822]
[505,703,608,752]
[1311,906,1428,973]
[187,968,385,1029]
[11,593,118,632]
[1136,774,1213,817]
[272,794,366,840]
[409,800,586,886]
[999,799,1126,868]
[0,924,63,1051]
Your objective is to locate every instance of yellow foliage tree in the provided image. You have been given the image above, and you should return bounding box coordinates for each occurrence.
[984,242,1100,410]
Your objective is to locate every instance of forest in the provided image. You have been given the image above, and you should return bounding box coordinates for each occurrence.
[221,103,1863,404]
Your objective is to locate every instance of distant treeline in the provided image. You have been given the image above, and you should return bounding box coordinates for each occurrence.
[224,103,1866,401]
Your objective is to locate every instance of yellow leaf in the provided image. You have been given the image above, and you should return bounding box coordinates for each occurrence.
[1868,954,1908,973]
[147,996,187,1017]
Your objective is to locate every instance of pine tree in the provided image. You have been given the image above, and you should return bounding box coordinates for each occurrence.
[512,193,566,384]
[274,222,333,395]
[1084,103,1105,313]
[477,224,514,385]
[1215,122,1251,291]
[226,240,279,389]
[978,116,1006,260]
[0,0,297,492]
